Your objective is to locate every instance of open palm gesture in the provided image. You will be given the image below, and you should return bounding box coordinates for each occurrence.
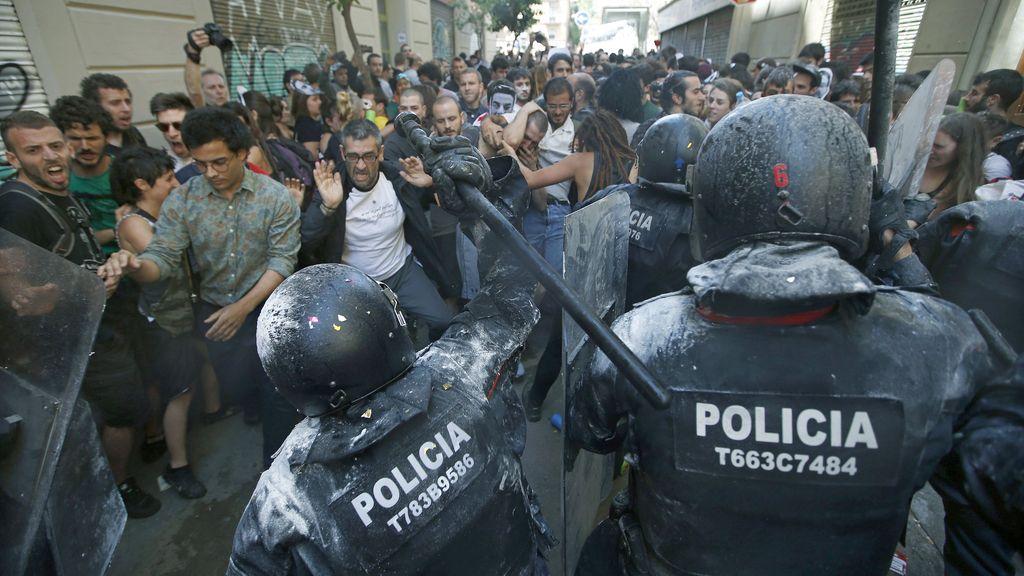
[313,160,344,209]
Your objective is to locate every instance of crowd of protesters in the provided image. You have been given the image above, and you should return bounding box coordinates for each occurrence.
[1,21,1022,539]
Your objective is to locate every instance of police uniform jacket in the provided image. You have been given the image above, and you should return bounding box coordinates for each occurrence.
[570,240,993,576]
[230,185,546,575]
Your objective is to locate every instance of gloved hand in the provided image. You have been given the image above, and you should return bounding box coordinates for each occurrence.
[485,156,530,225]
[423,135,492,219]
[903,193,936,228]
[867,178,917,273]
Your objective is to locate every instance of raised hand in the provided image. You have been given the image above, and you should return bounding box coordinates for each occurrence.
[284,177,304,206]
[399,156,434,188]
[313,160,344,210]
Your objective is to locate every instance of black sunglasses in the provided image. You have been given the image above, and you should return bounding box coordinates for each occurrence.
[156,121,182,133]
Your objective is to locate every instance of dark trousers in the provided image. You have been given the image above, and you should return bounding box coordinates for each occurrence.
[196,301,299,469]
[528,313,562,408]
[381,255,454,341]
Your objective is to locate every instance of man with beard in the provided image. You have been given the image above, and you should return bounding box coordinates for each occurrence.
[0,111,159,518]
[504,77,575,271]
[631,71,704,147]
[300,119,455,340]
[50,96,119,255]
[80,73,146,154]
[432,95,479,145]
[458,68,488,125]
[965,68,1024,178]
[149,93,194,172]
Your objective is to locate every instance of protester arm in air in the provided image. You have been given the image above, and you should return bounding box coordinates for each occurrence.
[184,29,210,109]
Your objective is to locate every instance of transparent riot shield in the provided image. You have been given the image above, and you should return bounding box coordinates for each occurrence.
[0,229,125,575]
[885,58,955,198]
[561,190,630,574]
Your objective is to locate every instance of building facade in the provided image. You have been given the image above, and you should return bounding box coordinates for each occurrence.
[3,0,497,153]
[657,0,1024,92]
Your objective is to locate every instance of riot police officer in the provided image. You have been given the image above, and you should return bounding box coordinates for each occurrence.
[568,96,993,576]
[582,113,708,308]
[915,199,1024,352]
[228,152,553,575]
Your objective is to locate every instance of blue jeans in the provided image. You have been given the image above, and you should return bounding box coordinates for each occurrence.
[523,202,571,273]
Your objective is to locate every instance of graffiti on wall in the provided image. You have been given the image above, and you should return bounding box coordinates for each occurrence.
[213,0,337,96]
[0,63,30,119]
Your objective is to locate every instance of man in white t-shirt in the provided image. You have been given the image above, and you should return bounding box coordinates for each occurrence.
[300,120,455,339]
[503,77,575,271]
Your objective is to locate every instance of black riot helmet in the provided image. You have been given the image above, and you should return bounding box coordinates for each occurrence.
[691,95,871,262]
[637,113,708,189]
[257,264,417,417]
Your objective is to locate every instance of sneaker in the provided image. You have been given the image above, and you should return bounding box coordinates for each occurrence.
[522,384,543,423]
[140,435,167,463]
[159,464,207,499]
[119,477,161,518]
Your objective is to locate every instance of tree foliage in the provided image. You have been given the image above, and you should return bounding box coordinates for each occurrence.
[489,0,539,42]
[452,0,489,58]
[323,0,370,81]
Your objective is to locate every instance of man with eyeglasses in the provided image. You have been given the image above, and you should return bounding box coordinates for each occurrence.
[503,77,576,271]
[300,119,456,340]
[149,92,195,173]
[101,107,301,470]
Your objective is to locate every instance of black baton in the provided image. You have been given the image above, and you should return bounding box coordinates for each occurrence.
[394,112,670,409]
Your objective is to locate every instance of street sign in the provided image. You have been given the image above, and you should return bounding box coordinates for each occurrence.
[573,11,590,27]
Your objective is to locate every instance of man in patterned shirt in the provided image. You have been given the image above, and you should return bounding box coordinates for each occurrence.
[102,107,301,468]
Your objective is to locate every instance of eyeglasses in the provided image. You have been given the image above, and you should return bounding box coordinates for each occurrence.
[344,151,379,165]
[193,156,233,173]
[156,121,182,133]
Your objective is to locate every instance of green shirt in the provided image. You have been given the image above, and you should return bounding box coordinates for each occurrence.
[642,101,662,122]
[71,168,118,255]
[140,169,300,307]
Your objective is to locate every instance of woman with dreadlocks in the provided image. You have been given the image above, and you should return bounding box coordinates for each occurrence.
[508,109,636,205]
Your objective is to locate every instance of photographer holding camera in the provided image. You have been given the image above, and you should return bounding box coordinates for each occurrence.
[184,24,233,108]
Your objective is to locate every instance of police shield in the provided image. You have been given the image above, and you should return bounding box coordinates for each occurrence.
[561,190,630,574]
[884,58,955,198]
[0,229,126,575]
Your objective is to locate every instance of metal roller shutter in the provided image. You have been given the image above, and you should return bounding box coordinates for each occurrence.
[825,0,927,74]
[658,6,732,64]
[0,0,51,164]
[209,0,338,96]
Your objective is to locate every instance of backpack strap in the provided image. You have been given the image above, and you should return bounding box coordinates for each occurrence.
[0,180,75,256]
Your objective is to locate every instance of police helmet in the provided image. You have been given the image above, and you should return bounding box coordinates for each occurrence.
[637,113,708,188]
[691,95,871,262]
[257,264,417,417]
